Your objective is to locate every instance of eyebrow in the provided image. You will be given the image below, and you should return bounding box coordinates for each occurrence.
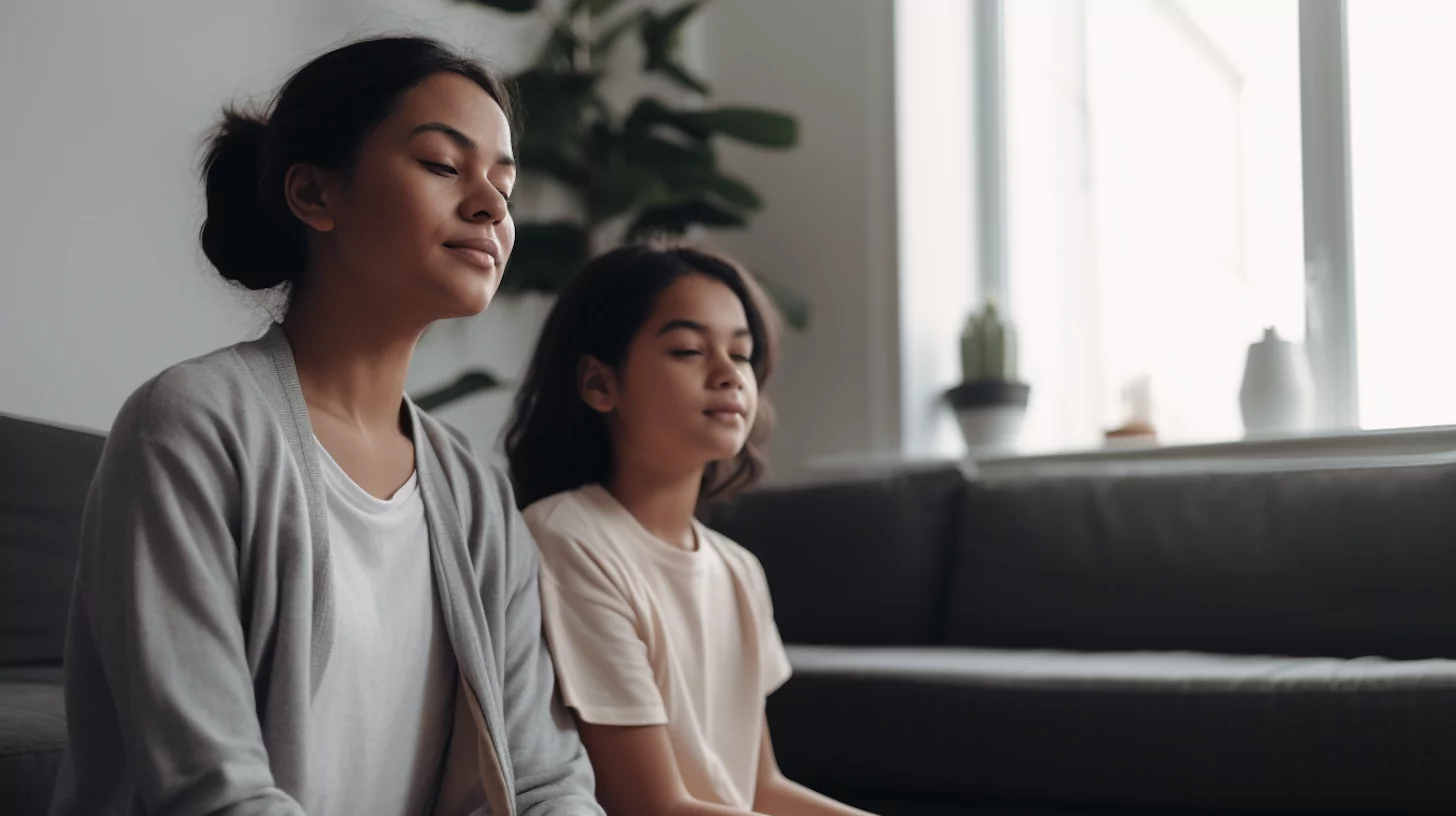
[410,122,516,167]
[658,319,752,338]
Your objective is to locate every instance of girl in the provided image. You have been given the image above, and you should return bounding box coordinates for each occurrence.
[49,36,600,816]
[504,246,874,816]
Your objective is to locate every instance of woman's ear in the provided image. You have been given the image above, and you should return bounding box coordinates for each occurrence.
[283,162,338,233]
[578,356,617,414]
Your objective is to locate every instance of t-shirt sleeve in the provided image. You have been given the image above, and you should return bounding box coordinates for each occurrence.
[535,525,667,727]
[745,551,794,695]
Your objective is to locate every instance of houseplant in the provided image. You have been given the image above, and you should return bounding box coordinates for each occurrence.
[946,302,1031,452]
[415,0,805,410]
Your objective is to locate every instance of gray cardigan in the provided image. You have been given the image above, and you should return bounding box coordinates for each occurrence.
[47,326,600,816]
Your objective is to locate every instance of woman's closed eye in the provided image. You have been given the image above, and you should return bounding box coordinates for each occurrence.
[669,348,703,358]
[420,160,458,177]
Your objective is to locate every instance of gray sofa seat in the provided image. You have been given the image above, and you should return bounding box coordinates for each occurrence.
[771,645,1456,812]
[0,668,65,815]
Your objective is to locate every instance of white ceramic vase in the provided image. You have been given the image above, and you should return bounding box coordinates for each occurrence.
[1238,327,1315,437]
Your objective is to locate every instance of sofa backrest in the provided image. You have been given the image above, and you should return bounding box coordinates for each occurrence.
[701,467,965,646]
[0,414,105,666]
[947,462,1456,659]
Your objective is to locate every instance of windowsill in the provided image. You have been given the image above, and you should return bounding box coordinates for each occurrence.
[802,425,1456,482]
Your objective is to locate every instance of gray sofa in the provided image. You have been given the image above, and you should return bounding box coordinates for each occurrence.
[703,463,1456,813]
[6,411,1456,813]
[1,414,102,813]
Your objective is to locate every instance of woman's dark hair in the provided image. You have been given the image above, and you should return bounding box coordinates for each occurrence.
[505,245,781,509]
[200,36,514,293]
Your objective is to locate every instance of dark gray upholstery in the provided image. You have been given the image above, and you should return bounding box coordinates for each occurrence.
[0,671,65,815]
[770,646,1456,812]
[1,414,102,815]
[948,465,1456,659]
[719,462,1456,813]
[0,413,104,667]
[702,467,965,645]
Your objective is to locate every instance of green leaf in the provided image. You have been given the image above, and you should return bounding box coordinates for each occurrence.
[624,97,677,139]
[677,108,798,148]
[623,132,715,173]
[587,164,670,223]
[640,2,711,94]
[755,274,811,331]
[533,22,583,70]
[570,0,629,15]
[650,58,711,95]
[591,10,646,61]
[413,369,505,412]
[626,197,747,242]
[691,171,763,211]
[518,139,589,188]
[500,221,591,294]
[513,69,603,145]
[453,0,537,12]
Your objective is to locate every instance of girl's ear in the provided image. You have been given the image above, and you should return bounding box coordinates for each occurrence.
[578,356,618,414]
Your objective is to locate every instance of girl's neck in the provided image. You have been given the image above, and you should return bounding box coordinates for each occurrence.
[281,276,424,437]
[605,459,704,552]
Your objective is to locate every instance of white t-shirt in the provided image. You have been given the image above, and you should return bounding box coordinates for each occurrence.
[302,440,457,816]
[524,484,793,810]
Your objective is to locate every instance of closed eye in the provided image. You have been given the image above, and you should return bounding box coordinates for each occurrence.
[731,354,752,363]
[670,349,703,358]
[420,160,458,177]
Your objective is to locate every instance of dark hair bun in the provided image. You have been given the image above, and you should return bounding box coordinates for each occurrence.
[199,109,295,291]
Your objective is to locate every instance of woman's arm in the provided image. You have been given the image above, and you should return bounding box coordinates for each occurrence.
[70,380,304,814]
[489,468,603,816]
[752,719,877,816]
[576,721,769,816]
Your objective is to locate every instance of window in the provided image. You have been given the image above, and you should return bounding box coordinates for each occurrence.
[950,0,1456,458]
[1347,0,1456,430]
[1004,0,1305,451]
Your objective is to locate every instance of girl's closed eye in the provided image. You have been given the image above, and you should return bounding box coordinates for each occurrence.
[669,348,703,358]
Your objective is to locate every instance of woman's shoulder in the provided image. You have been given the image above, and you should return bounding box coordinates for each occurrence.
[111,339,274,444]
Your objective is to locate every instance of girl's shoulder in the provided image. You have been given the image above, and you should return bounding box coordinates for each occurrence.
[522,485,623,561]
[695,523,770,585]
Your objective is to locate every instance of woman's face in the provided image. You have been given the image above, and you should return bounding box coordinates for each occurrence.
[593,274,759,476]
[309,72,516,322]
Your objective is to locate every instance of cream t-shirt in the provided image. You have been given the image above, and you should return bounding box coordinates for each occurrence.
[525,484,793,809]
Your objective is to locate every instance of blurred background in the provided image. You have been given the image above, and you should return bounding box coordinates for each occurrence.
[3,0,1453,484]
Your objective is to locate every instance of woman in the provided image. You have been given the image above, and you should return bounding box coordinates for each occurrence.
[48,36,600,816]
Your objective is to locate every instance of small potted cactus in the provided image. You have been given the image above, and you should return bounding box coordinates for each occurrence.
[946,302,1031,452]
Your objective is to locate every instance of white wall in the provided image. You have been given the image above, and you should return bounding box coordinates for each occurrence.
[696,0,900,483]
[0,0,539,455]
[2,0,909,477]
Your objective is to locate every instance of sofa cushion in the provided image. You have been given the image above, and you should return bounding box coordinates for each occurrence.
[700,467,965,645]
[0,671,66,816]
[768,645,1456,812]
[947,463,1456,659]
[0,414,104,667]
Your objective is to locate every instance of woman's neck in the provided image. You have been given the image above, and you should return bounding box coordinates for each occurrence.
[281,278,424,437]
[605,459,704,551]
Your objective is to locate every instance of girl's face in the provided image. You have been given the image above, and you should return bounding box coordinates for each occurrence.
[295,72,517,322]
[588,274,759,476]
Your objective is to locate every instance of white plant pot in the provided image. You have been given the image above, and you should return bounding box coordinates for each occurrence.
[954,405,1027,453]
